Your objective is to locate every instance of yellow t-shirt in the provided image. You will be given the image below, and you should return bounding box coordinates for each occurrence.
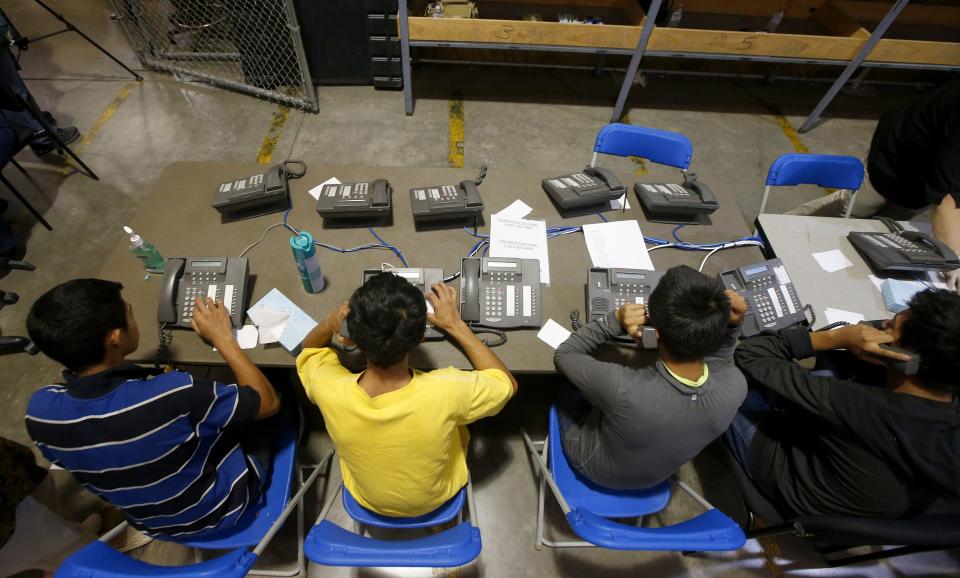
[296,347,514,517]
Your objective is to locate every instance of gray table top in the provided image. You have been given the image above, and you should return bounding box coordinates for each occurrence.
[100,162,763,372]
[756,214,925,329]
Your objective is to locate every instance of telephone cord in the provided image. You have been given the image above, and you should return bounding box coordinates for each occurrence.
[468,325,507,347]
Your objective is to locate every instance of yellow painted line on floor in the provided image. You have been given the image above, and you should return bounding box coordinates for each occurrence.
[618,113,648,175]
[58,81,138,175]
[448,93,464,168]
[257,104,291,164]
[773,115,810,155]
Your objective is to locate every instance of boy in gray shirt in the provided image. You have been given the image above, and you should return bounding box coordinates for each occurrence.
[555,265,748,489]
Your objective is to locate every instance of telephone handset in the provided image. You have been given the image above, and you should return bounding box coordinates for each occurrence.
[542,166,626,212]
[157,257,249,329]
[361,268,445,339]
[315,179,393,220]
[721,258,805,337]
[634,172,719,224]
[848,219,960,274]
[586,267,662,348]
[859,320,921,375]
[460,257,541,329]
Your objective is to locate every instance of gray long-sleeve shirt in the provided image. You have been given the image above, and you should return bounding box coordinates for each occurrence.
[554,311,747,489]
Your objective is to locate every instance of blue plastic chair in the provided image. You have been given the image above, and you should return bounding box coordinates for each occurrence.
[304,455,482,568]
[758,153,865,218]
[592,123,693,170]
[520,407,746,551]
[56,422,334,578]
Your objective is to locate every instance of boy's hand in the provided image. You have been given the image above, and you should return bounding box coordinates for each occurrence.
[323,301,350,336]
[725,290,748,327]
[615,303,647,341]
[426,283,466,333]
[191,297,235,349]
[836,324,911,365]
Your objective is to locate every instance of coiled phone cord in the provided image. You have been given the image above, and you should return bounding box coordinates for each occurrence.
[156,322,173,368]
[469,325,507,347]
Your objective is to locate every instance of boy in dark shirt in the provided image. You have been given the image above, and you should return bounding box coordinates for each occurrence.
[731,289,960,519]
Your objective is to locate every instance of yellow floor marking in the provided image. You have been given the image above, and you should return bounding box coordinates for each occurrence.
[257,104,291,164]
[58,81,137,175]
[773,115,810,155]
[448,93,464,168]
[617,113,648,175]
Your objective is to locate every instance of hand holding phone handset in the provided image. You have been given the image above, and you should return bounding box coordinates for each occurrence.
[814,321,919,375]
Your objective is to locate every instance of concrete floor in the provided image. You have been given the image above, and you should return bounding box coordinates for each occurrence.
[2,1,958,576]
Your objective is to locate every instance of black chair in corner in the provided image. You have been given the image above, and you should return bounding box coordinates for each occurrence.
[0,125,53,230]
[722,443,960,567]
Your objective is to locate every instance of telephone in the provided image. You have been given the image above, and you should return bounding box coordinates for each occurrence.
[721,258,805,337]
[212,160,305,218]
[315,179,393,220]
[541,166,626,213]
[409,167,485,227]
[460,257,541,329]
[634,172,719,224]
[157,257,250,329]
[858,320,921,375]
[587,267,662,348]
[848,219,959,274]
[361,268,445,339]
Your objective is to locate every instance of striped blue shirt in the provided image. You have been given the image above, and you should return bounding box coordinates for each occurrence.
[25,364,262,539]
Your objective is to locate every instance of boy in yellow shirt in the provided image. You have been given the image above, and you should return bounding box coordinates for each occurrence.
[297,273,517,517]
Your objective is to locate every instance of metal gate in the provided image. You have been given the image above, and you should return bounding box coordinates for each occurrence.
[110,0,317,112]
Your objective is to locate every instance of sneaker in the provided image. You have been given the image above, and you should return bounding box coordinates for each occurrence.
[30,126,81,156]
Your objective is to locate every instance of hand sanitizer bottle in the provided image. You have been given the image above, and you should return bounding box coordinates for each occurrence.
[290,231,325,293]
[124,226,166,273]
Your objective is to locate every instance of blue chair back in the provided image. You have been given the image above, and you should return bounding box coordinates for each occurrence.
[306,519,481,567]
[342,485,466,529]
[593,123,693,169]
[548,407,670,518]
[56,541,256,578]
[765,154,864,190]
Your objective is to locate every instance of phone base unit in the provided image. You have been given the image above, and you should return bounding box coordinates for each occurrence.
[587,267,662,348]
[212,165,290,220]
[410,181,484,230]
[542,167,626,216]
[848,229,960,274]
[157,257,249,329]
[460,257,541,329]
[721,258,804,337]
[362,268,445,339]
[315,179,393,224]
[634,176,719,225]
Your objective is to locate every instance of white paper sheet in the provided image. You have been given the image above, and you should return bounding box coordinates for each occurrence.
[868,275,884,292]
[495,199,534,220]
[247,288,319,351]
[581,220,654,270]
[824,307,865,326]
[248,306,289,344]
[235,325,259,350]
[813,249,853,273]
[537,319,572,350]
[490,215,551,284]
[609,194,631,211]
[308,177,341,201]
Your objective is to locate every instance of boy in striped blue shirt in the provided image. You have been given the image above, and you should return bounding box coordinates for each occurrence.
[25,279,280,539]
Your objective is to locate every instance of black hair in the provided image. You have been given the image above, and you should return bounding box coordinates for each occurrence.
[647,265,730,362]
[346,272,426,367]
[27,279,128,372]
[899,289,960,393]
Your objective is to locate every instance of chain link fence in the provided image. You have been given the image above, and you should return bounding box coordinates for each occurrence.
[110,0,317,111]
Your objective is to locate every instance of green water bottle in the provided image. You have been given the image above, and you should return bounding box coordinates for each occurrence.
[124,225,166,273]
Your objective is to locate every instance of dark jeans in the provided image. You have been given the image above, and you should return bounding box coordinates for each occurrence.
[723,389,774,477]
[0,43,50,145]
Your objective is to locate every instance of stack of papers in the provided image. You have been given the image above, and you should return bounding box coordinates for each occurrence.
[247,289,318,352]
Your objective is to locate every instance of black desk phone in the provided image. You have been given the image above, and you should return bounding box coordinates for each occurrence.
[848,218,960,274]
[721,258,805,337]
[315,179,392,220]
[587,267,662,348]
[541,166,626,212]
[211,161,304,218]
[410,166,485,227]
[460,257,541,329]
[362,268,445,339]
[158,257,249,329]
[634,172,719,224]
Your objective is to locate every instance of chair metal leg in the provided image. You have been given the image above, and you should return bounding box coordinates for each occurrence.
[843,189,859,218]
[826,545,938,567]
[0,171,52,230]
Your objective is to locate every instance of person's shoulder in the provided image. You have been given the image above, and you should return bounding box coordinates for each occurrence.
[25,383,69,413]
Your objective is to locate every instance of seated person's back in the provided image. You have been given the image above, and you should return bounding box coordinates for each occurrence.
[25,279,280,538]
[554,265,748,489]
[733,289,960,518]
[297,274,517,517]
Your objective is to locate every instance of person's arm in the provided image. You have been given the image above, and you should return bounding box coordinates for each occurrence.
[191,297,279,419]
[426,283,517,394]
[932,193,960,292]
[707,290,747,361]
[301,302,349,350]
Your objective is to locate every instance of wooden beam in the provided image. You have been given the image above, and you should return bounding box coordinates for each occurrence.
[408,17,960,66]
[669,0,827,19]
[816,0,869,38]
[836,1,960,27]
